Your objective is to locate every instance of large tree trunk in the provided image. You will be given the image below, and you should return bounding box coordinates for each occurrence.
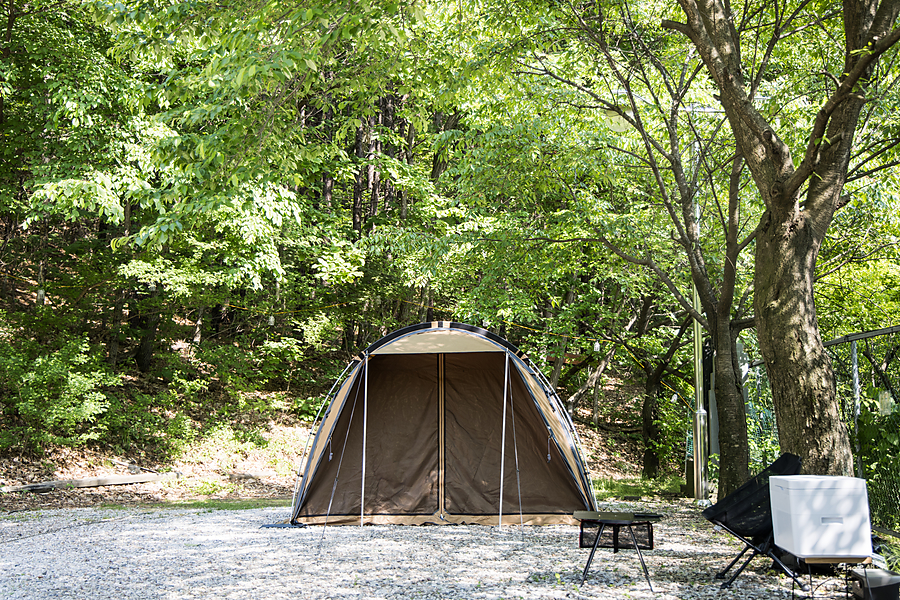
[751,37,868,476]
[755,207,853,475]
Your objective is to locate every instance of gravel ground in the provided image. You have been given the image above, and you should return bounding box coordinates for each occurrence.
[0,499,852,599]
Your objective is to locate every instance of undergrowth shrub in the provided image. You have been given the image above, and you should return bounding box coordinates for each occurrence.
[0,302,338,459]
[99,390,195,459]
[194,344,261,393]
[857,394,900,530]
[649,393,691,475]
[0,337,122,450]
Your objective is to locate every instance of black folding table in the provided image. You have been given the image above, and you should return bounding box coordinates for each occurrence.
[574,510,662,591]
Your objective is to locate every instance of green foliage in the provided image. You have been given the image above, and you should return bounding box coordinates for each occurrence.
[98,389,194,458]
[856,396,900,530]
[879,537,900,572]
[0,335,122,449]
[193,344,265,395]
[743,367,782,473]
[649,393,691,474]
[0,0,897,533]
[816,192,900,340]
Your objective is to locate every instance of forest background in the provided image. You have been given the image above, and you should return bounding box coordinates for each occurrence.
[2,0,900,517]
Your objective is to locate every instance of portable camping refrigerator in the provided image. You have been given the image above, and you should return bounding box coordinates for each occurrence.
[769,475,872,559]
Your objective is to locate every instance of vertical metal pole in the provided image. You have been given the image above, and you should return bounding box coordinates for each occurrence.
[499,353,510,529]
[438,354,445,519]
[361,352,369,526]
[852,340,862,478]
[692,282,708,499]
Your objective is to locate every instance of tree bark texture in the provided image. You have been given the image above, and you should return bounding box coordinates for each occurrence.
[352,121,367,234]
[641,384,661,479]
[755,212,852,475]
[711,314,750,492]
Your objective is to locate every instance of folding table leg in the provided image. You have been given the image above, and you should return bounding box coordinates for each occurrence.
[580,523,606,584]
[626,525,654,593]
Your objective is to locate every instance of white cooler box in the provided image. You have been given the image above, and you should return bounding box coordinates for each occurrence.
[769,475,872,559]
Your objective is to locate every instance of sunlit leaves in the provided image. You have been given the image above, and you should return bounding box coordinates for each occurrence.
[0,1,144,214]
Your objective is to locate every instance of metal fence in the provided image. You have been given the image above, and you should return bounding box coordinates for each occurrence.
[829,327,900,531]
[744,326,900,530]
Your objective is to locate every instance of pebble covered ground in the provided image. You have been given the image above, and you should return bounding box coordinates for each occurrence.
[0,499,854,599]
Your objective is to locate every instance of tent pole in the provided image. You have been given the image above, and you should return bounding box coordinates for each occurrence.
[321,369,364,537]
[292,359,356,519]
[507,356,525,536]
[499,353,510,529]
[438,354,445,519]
[361,351,369,527]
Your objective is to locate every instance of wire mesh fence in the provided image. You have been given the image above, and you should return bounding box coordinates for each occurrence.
[743,328,900,530]
[830,331,900,531]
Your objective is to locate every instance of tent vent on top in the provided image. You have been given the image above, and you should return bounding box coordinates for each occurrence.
[291,321,597,526]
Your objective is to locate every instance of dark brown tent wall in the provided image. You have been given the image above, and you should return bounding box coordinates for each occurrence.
[297,354,441,518]
[291,322,597,525]
[443,353,586,515]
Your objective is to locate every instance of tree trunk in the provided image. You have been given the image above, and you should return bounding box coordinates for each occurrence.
[638,317,691,480]
[711,313,751,495]
[192,306,205,345]
[641,388,661,479]
[566,344,616,414]
[35,261,45,307]
[1,0,16,129]
[549,336,567,392]
[755,211,853,475]
[550,287,576,391]
[368,113,379,218]
[135,310,160,373]
[401,114,415,219]
[322,172,334,208]
[352,123,367,234]
[108,292,125,366]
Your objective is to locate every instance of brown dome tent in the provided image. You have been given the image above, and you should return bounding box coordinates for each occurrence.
[290,321,597,526]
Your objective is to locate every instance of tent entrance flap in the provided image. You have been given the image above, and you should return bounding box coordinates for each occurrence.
[291,322,596,525]
[443,352,584,515]
[296,353,440,518]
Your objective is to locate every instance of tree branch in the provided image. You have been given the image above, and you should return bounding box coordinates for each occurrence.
[786,25,900,199]
[595,233,710,329]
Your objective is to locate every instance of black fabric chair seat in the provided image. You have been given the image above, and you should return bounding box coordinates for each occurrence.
[702,453,809,590]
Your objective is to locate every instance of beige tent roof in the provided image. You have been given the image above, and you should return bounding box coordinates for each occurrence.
[370,327,505,354]
[291,321,597,526]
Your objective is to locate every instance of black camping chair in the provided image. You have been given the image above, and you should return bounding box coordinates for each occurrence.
[702,452,809,591]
